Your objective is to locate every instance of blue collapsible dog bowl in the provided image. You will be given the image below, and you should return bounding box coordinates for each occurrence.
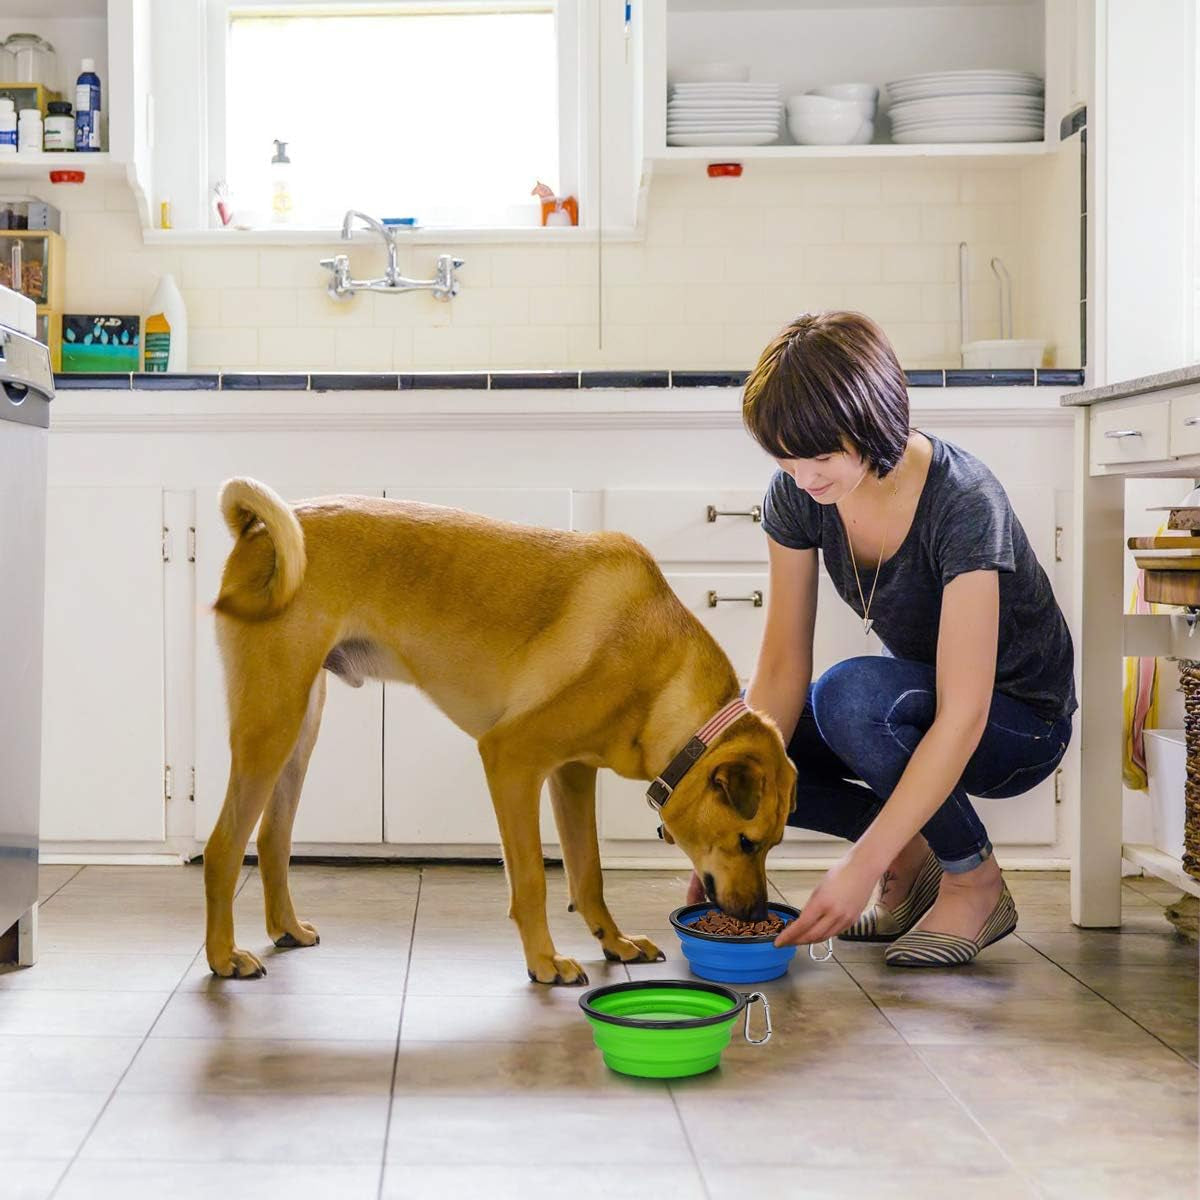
[669,902,802,983]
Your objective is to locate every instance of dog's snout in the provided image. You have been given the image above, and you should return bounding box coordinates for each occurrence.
[702,873,717,904]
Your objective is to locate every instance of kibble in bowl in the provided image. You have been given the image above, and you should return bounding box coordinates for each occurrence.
[669,901,801,984]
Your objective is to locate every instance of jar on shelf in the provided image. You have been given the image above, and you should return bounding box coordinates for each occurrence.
[4,35,56,87]
[43,101,73,151]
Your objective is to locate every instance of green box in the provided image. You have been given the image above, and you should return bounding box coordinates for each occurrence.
[61,314,141,373]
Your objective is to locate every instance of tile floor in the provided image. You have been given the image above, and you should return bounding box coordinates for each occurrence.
[1,862,1197,1199]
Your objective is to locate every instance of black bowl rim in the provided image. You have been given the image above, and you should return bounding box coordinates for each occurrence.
[668,901,801,944]
[579,978,748,1030]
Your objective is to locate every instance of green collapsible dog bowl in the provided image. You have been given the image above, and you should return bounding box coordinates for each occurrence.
[579,979,771,1079]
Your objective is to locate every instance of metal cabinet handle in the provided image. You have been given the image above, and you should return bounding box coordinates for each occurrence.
[707,504,762,523]
[1184,416,1200,427]
[707,589,763,608]
[1103,429,1142,439]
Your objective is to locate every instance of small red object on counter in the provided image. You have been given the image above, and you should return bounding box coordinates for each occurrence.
[706,163,743,178]
[48,169,85,184]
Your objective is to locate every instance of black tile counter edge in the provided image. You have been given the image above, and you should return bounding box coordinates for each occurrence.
[51,367,1086,392]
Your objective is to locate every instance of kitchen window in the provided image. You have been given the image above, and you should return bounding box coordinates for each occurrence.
[209,1,571,229]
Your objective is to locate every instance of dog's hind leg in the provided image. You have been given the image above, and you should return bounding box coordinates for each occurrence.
[549,763,664,966]
[259,671,327,950]
[479,734,587,986]
[205,658,316,980]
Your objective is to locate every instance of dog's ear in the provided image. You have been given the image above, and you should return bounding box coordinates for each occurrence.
[710,759,764,821]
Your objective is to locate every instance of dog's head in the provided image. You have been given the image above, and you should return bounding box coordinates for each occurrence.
[659,710,797,921]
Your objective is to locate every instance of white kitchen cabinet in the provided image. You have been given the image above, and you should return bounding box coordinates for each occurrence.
[381,487,573,847]
[40,486,165,842]
[192,484,385,847]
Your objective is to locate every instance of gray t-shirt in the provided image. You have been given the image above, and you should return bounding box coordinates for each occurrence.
[761,434,1077,722]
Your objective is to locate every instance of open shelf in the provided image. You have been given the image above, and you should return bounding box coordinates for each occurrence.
[1122,843,1200,897]
[0,152,123,180]
[652,141,1048,169]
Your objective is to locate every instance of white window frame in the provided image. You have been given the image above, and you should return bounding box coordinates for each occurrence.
[199,0,591,232]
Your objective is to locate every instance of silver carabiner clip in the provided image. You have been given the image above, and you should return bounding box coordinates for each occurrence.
[808,938,834,963]
[742,991,772,1045]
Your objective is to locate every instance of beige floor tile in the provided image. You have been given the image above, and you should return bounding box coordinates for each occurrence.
[405,953,626,997]
[915,1039,1199,1106]
[385,1094,691,1165]
[177,948,410,995]
[676,1094,1010,1169]
[56,1161,380,1200]
[121,1037,396,1094]
[842,956,1091,1005]
[1019,921,1200,967]
[701,1165,1039,1199]
[833,933,1045,963]
[0,952,196,992]
[36,865,81,903]
[1034,1164,1200,1200]
[971,1099,1199,1169]
[4,1159,68,1200]
[150,990,403,1041]
[0,1035,141,1092]
[0,990,168,1037]
[379,1163,708,1199]
[399,993,597,1043]
[80,1092,389,1163]
[390,1037,633,1095]
[0,1092,109,1159]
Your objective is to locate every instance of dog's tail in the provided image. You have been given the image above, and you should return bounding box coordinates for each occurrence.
[213,477,307,621]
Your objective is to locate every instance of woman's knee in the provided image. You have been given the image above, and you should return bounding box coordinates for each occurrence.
[811,656,935,755]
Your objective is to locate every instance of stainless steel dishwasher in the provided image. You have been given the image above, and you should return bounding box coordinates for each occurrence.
[0,314,53,967]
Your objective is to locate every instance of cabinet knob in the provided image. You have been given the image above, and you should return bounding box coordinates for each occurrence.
[1183,416,1200,428]
[706,504,762,523]
[707,590,763,608]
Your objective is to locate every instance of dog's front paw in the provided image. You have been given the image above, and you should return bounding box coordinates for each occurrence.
[209,947,267,979]
[271,920,320,949]
[602,933,666,965]
[527,955,589,987]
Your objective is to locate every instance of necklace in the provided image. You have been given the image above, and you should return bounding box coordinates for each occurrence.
[841,470,900,637]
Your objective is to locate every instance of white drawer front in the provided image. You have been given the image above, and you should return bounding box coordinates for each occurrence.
[667,571,767,678]
[1169,390,1200,459]
[1090,398,1171,468]
[603,489,768,562]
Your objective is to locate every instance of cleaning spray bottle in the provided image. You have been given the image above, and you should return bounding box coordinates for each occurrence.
[270,139,293,224]
[144,274,188,372]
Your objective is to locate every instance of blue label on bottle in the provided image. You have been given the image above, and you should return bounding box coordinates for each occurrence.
[75,110,100,151]
[0,129,15,148]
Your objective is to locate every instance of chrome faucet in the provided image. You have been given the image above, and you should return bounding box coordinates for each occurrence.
[319,210,463,301]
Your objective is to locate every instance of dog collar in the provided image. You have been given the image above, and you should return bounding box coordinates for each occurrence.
[646,696,750,813]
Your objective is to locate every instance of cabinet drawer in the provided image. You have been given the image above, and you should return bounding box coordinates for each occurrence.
[666,571,766,678]
[604,489,768,562]
[1169,391,1200,458]
[1090,398,1171,468]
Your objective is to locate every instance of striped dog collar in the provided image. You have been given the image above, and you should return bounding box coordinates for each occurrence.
[646,697,750,812]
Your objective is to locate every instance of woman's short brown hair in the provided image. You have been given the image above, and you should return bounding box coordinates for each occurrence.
[742,311,910,477]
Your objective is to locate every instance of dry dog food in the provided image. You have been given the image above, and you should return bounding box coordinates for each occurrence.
[692,909,788,937]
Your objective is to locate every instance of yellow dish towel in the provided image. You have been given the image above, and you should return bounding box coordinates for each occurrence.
[1123,557,1161,791]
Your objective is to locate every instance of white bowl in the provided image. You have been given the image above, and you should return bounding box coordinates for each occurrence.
[671,62,750,85]
[960,339,1046,369]
[808,83,878,120]
[787,107,868,145]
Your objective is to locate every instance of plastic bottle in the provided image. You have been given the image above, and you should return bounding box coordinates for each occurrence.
[270,139,292,224]
[74,58,102,152]
[17,108,41,154]
[144,274,188,372]
[0,100,16,155]
[43,101,74,151]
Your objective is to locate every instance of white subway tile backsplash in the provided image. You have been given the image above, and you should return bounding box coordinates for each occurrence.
[412,325,490,367]
[803,244,882,283]
[882,245,953,284]
[723,248,805,284]
[220,288,299,329]
[191,327,258,369]
[681,207,765,248]
[259,327,335,370]
[879,168,960,205]
[841,205,922,245]
[490,247,567,287]
[391,327,414,368]
[295,288,375,327]
[684,283,766,326]
[335,326,391,368]
[762,206,843,246]
[567,321,647,365]
[842,283,924,321]
[258,249,328,290]
[452,286,531,327]
[489,324,568,366]
[792,171,882,206]
[530,286,597,326]
[181,248,259,290]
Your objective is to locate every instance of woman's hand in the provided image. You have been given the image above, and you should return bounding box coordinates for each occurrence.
[774,851,879,947]
[686,871,706,906]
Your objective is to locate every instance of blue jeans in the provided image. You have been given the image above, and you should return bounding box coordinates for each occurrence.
[786,656,1073,873]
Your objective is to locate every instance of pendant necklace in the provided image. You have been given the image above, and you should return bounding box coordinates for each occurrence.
[841,470,900,637]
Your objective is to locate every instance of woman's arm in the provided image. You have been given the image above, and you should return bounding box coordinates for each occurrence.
[745,538,819,742]
[777,568,999,945]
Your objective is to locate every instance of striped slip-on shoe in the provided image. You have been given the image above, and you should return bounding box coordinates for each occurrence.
[883,882,1019,968]
[839,849,943,943]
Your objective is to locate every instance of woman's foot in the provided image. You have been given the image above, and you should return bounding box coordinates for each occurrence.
[840,836,942,942]
[908,855,1005,940]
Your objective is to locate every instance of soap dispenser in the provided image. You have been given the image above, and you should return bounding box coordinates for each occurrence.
[270,139,292,224]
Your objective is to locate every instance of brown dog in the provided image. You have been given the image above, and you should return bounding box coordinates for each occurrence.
[204,478,797,984]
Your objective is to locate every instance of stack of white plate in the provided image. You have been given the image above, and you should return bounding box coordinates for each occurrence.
[667,82,782,147]
[885,69,1044,144]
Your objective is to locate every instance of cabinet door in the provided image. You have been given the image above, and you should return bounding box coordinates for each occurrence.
[193,484,384,847]
[381,488,573,847]
[40,486,165,841]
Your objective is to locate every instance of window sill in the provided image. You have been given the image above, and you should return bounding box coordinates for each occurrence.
[141,225,641,247]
